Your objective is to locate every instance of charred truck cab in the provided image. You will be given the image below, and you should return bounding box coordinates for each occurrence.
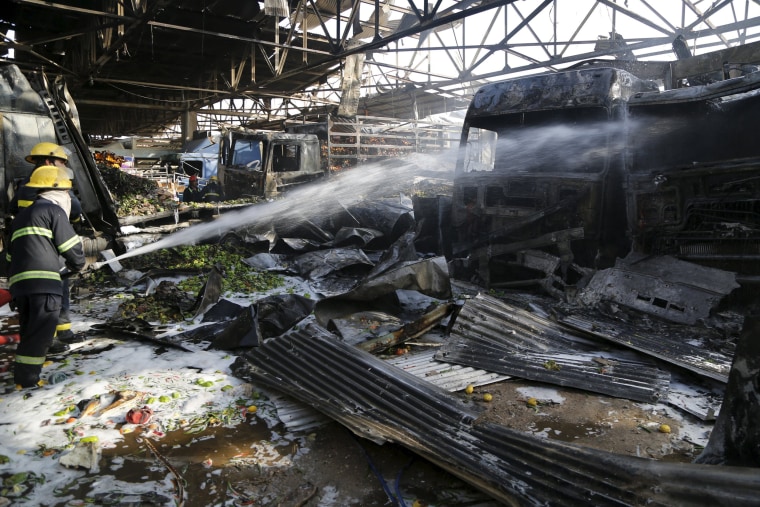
[452,68,658,289]
[218,130,326,199]
[625,72,760,276]
[452,61,760,290]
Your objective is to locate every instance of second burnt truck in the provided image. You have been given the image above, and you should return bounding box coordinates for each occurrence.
[451,42,760,288]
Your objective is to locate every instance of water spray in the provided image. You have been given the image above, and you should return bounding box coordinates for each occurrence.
[96,151,458,266]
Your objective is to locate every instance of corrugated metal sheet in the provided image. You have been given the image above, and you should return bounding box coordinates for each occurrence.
[438,294,670,403]
[231,324,760,506]
[557,312,731,382]
[384,347,510,391]
[271,346,508,432]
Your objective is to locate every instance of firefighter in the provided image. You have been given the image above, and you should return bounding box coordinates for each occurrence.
[183,174,202,203]
[8,165,85,388]
[201,175,224,202]
[11,142,85,346]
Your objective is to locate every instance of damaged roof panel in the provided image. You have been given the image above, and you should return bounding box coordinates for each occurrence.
[438,293,670,403]
[231,324,760,506]
[557,312,732,383]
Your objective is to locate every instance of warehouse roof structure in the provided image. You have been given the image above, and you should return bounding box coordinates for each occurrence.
[3,0,760,141]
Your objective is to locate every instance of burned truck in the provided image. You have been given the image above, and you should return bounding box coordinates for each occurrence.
[0,63,120,253]
[451,63,760,289]
[217,129,326,199]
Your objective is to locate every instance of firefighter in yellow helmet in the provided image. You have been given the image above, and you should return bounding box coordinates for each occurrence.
[11,142,85,347]
[8,165,85,388]
[11,142,72,212]
[201,175,224,203]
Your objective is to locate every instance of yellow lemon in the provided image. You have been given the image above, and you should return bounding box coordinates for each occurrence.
[659,424,671,434]
[465,385,474,394]
[247,405,258,414]
[483,393,493,402]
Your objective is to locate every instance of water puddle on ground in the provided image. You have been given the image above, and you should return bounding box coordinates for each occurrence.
[50,417,300,506]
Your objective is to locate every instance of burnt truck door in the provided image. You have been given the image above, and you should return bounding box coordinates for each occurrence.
[221,134,266,199]
[263,135,324,198]
[221,132,324,199]
[451,68,656,289]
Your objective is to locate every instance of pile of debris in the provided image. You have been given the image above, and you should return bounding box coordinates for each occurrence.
[82,184,758,505]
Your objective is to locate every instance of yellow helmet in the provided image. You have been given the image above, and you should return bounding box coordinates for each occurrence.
[26,165,73,189]
[25,142,68,163]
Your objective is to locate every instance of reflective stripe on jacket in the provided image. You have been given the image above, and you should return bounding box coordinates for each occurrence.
[8,199,85,296]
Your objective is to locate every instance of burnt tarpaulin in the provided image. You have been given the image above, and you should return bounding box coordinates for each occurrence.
[329,227,383,248]
[192,264,225,317]
[366,229,418,278]
[242,253,292,272]
[291,248,375,279]
[438,293,670,402]
[233,225,279,251]
[326,311,404,345]
[274,217,334,244]
[173,301,259,349]
[187,294,316,350]
[275,237,322,254]
[231,324,760,506]
[346,198,415,242]
[254,294,316,337]
[342,256,451,301]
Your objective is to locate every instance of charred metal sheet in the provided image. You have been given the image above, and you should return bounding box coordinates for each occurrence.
[266,393,333,433]
[695,306,760,466]
[355,303,453,354]
[438,294,669,403]
[269,347,508,433]
[557,312,731,383]
[667,375,723,422]
[231,325,760,507]
[579,254,739,325]
[327,311,405,345]
[90,319,192,352]
[385,347,510,392]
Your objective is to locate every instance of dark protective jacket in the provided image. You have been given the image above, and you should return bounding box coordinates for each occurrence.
[8,198,85,296]
[202,181,224,202]
[183,186,202,203]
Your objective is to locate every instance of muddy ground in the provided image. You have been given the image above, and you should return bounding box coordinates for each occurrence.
[170,377,701,506]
